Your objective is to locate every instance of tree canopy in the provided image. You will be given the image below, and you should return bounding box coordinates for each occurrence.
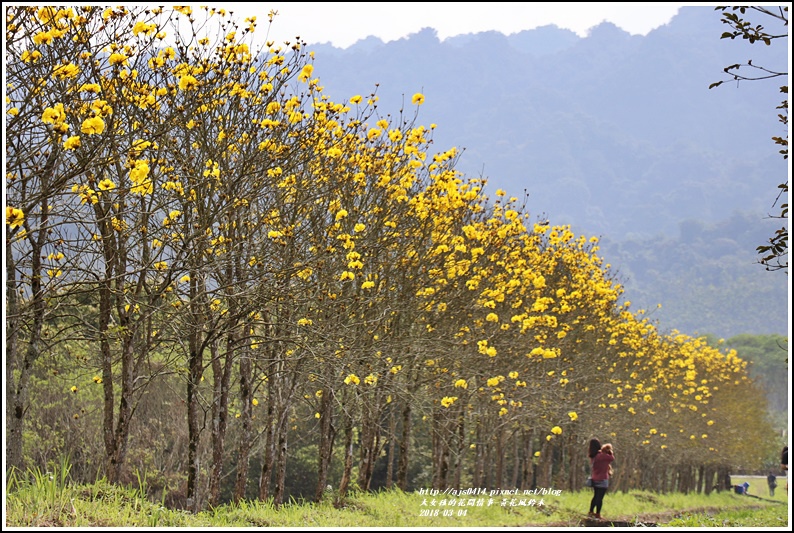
[5,6,780,510]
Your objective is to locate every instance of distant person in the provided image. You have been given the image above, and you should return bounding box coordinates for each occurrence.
[588,443,615,519]
[767,472,777,497]
[783,446,788,493]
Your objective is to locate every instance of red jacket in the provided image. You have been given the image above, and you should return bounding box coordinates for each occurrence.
[591,451,614,481]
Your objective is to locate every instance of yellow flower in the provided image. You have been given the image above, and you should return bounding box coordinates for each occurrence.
[252,398,259,406]
[298,64,314,82]
[343,373,360,385]
[42,104,66,124]
[132,21,157,36]
[93,376,102,384]
[6,207,25,228]
[33,31,54,45]
[53,63,80,79]
[454,379,468,389]
[440,396,457,408]
[411,93,425,105]
[486,376,501,387]
[81,116,105,135]
[350,95,363,104]
[568,411,578,421]
[551,426,562,435]
[70,386,78,393]
[179,75,198,91]
[266,101,281,114]
[21,50,42,62]
[108,52,128,66]
[63,136,81,150]
[97,178,115,191]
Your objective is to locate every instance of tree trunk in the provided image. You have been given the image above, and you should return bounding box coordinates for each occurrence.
[273,414,289,507]
[696,464,705,494]
[7,291,43,476]
[358,395,379,492]
[453,410,465,490]
[315,387,336,501]
[511,434,520,489]
[473,420,485,487]
[494,428,504,489]
[186,344,204,512]
[396,402,412,491]
[338,412,355,498]
[233,346,254,502]
[521,429,534,490]
[258,398,276,501]
[5,237,25,474]
[107,335,137,484]
[385,408,396,490]
[185,272,206,513]
[208,337,233,508]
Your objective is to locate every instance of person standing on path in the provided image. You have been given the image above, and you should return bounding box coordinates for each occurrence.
[767,472,777,497]
[588,443,615,519]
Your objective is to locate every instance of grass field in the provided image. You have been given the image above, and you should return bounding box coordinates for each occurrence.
[730,474,789,502]
[5,467,791,528]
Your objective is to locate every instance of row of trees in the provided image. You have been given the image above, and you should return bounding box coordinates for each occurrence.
[5,6,777,511]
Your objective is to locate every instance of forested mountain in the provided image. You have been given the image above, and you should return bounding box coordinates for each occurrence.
[303,6,789,338]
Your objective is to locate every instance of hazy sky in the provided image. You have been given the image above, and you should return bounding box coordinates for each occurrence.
[227,2,687,49]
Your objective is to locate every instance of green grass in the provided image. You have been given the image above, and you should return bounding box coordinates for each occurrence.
[665,504,789,527]
[729,475,789,503]
[5,468,790,527]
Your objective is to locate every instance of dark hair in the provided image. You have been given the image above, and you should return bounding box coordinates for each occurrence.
[588,438,602,459]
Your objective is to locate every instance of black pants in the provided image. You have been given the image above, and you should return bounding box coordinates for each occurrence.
[590,486,607,514]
